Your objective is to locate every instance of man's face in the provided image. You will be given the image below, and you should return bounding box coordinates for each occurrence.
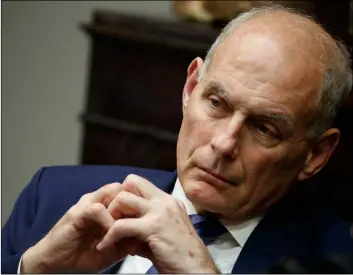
[176,30,323,221]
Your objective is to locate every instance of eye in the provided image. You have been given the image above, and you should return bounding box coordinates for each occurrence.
[256,123,280,139]
[257,124,271,135]
[208,96,226,110]
[209,97,221,108]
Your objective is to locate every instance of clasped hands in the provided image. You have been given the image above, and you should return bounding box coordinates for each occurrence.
[21,175,218,274]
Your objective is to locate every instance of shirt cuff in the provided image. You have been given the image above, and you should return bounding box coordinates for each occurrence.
[17,254,23,274]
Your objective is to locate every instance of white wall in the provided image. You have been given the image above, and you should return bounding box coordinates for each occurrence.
[2,1,173,225]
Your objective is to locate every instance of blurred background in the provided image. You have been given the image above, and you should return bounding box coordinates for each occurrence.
[2,1,352,225]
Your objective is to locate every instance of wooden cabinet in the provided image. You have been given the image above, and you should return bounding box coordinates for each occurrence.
[79,10,219,171]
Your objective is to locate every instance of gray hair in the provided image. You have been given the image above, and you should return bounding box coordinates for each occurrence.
[199,5,352,139]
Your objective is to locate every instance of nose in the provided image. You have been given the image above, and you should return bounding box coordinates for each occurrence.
[210,115,244,159]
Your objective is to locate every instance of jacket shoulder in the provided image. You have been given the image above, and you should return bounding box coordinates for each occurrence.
[310,203,352,254]
[35,164,175,199]
[38,165,174,185]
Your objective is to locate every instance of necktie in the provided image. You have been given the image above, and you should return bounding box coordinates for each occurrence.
[146,213,228,274]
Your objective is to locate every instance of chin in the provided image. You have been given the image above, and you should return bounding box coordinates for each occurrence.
[182,179,229,214]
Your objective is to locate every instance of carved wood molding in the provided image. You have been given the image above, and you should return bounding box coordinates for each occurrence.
[80,113,178,145]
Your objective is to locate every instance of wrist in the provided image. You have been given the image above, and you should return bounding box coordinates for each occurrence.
[192,261,220,274]
[185,254,219,274]
[21,246,48,274]
[21,236,59,274]
[199,265,220,274]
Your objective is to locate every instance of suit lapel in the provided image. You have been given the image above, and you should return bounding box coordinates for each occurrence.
[232,197,315,273]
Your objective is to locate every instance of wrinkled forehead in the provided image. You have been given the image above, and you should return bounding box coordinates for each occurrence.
[215,26,323,88]
[206,27,324,122]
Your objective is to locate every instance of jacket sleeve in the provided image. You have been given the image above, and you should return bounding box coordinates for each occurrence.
[1,168,46,274]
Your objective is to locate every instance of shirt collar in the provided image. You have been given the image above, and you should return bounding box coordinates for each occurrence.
[171,178,262,247]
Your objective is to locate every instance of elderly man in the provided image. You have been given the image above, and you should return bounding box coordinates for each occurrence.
[2,5,352,274]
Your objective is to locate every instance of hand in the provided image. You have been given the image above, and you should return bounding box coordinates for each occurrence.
[97,174,219,274]
[21,183,130,273]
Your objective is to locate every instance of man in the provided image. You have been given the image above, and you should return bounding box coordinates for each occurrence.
[2,5,353,274]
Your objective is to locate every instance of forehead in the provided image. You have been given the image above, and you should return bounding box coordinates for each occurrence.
[206,30,323,123]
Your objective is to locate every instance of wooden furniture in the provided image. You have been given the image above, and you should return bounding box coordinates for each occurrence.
[79,10,219,172]
[79,7,352,220]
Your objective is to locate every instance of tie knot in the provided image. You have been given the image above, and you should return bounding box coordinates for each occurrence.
[189,213,208,225]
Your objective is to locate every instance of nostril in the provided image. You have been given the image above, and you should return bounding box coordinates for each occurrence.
[225,153,234,160]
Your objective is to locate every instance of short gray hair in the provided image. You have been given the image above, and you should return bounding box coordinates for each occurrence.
[199,5,352,139]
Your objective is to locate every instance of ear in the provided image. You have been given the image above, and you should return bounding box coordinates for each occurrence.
[182,57,204,112]
[297,128,340,181]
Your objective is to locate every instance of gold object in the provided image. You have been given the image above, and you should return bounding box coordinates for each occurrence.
[172,1,314,24]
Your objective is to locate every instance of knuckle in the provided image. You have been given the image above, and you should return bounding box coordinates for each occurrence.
[177,199,186,211]
[79,193,92,204]
[117,191,128,200]
[148,215,162,232]
[66,206,78,220]
[89,202,105,215]
[124,174,145,189]
[147,235,159,250]
[118,191,135,202]
[125,174,139,183]
[102,182,122,195]
[112,219,123,232]
[164,197,180,214]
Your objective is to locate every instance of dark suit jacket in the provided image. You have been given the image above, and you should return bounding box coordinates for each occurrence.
[2,165,352,274]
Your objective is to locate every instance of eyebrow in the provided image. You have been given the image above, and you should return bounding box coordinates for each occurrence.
[205,81,294,127]
[205,81,231,101]
[254,111,294,127]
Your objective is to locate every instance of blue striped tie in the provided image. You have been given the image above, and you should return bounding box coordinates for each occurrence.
[146,213,228,274]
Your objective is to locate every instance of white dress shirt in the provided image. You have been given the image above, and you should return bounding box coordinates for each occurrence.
[18,178,261,274]
[118,178,262,273]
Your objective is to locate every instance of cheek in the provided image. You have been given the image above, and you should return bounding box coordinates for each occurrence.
[241,140,306,189]
[260,145,306,175]
[177,104,213,164]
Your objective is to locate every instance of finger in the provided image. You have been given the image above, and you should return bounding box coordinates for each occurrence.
[107,195,123,220]
[122,174,164,200]
[75,202,115,231]
[92,182,123,207]
[108,191,149,218]
[96,218,147,251]
[118,191,149,217]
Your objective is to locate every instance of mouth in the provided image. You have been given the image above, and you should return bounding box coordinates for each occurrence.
[197,166,236,187]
